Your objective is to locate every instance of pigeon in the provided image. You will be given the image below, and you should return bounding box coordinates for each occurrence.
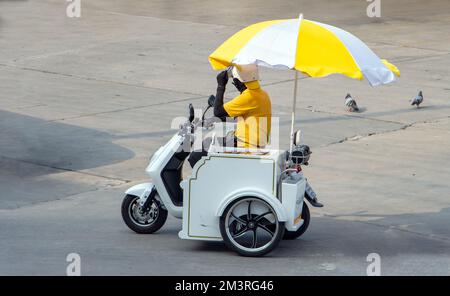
[411,91,423,108]
[344,93,359,112]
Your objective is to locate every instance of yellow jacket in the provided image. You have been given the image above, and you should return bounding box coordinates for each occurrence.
[224,81,271,148]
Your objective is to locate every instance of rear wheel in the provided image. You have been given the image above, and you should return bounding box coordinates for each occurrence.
[121,194,167,234]
[283,203,310,240]
[220,197,285,257]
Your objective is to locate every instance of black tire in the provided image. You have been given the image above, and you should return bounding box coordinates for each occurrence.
[220,197,285,257]
[283,203,310,240]
[121,194,167,234]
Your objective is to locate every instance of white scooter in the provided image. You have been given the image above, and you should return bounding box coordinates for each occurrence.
[121,96,323,256]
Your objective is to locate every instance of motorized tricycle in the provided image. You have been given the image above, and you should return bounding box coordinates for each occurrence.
[121,97,323,256]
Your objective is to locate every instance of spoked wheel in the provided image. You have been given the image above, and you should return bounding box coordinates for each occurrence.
[121,194,167,234]
[220,197,285,257]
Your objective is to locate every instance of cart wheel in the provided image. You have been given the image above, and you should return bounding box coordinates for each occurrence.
[220,197,285,257]
[283,203,310,240]
[121,194,167,234]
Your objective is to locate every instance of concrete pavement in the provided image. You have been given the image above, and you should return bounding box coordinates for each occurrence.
[0,0,449,275]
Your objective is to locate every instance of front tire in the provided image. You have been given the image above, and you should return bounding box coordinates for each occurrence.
[283,203,310,240]
[121,194,167,234]
[220,197,285,257]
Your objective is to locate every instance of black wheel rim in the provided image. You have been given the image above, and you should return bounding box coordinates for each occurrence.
[225,198,279,253]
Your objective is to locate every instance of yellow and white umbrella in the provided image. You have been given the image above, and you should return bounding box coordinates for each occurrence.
[208,15,400,151]
[209,15,400,86]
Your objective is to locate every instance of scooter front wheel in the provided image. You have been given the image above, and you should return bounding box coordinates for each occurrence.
[121,194,167,234]
[220,197,285,257]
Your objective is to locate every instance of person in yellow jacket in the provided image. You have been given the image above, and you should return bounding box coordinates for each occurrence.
[214,64,271,148]
[188,65,272,167]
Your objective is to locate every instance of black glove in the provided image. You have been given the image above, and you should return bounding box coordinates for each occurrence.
[216,70,228,87]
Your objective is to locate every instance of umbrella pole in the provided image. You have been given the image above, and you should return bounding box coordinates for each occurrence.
[289,71,299,155]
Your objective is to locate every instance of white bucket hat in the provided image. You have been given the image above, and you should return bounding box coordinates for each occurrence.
[230,64,260,83]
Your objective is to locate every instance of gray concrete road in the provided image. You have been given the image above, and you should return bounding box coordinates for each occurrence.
[1,0,449,275]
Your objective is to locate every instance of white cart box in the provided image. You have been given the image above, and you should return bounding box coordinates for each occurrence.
[179,150,285,241]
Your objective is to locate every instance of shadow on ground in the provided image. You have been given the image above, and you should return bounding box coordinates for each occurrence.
[0,110,134,173]
[0,110,134,208]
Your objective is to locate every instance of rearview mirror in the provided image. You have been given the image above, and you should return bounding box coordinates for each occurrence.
[188,103,195,122]
[293,129,302,146]
[208,95,216,108]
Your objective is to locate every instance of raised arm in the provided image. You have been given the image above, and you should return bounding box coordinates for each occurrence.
[214,70,230,119]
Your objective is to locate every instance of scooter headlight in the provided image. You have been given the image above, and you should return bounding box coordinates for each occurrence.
[290,144,312,165]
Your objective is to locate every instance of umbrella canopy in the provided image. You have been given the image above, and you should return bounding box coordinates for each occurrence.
[209,17,400,86]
